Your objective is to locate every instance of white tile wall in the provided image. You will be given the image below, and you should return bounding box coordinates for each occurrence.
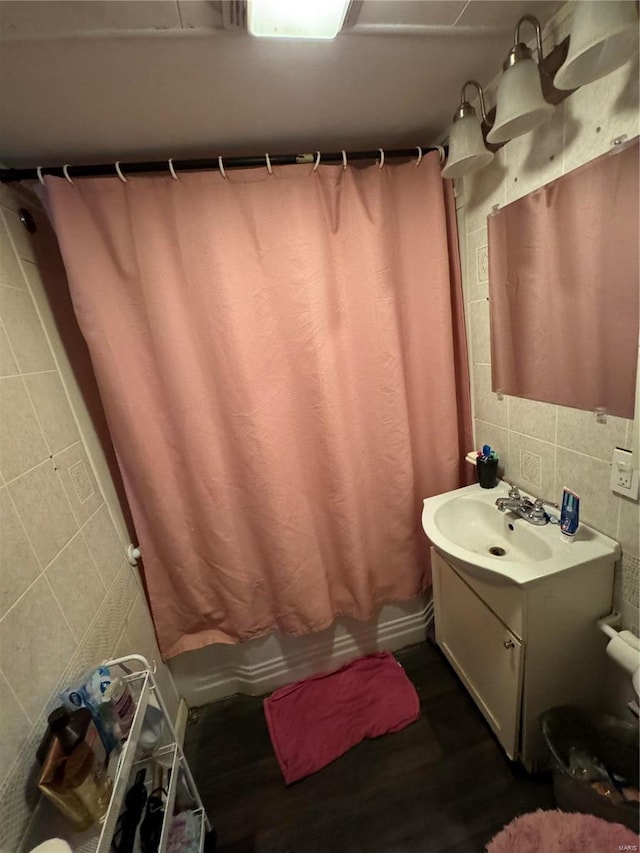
[23,371,81,454]
[0,188,180,850]
[456,46,639,623]
[0,286,56,372]
[0,489,40,614]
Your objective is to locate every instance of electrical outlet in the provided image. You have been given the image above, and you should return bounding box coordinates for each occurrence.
[610,447,639,499]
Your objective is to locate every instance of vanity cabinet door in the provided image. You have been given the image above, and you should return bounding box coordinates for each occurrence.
[432,551,524,759]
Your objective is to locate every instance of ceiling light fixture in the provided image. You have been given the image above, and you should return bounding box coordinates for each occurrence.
[441,81,494,180]
[486,15,554,145]
[248,0,351,39]
[554,0,639,90]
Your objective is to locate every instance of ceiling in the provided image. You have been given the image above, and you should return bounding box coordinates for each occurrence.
[0,0,562,168]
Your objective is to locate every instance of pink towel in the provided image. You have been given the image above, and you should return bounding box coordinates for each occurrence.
[263,651,420,784]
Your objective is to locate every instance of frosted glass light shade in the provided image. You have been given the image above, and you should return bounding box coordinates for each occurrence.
[248,0,350,39]
[554,0,639,90]
[486,58,554,144]
[442,114,494,179]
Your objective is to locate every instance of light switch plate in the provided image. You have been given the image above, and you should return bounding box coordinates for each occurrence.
[610,447,639,499]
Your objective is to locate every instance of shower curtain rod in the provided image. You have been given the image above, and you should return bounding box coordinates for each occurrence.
[0,146,443,184]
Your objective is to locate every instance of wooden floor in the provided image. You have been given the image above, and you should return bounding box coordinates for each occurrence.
[184,643,555,852]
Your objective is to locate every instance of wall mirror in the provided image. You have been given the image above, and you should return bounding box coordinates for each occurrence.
[488,138,639,420]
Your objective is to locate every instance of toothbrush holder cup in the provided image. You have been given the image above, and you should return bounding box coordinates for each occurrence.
[477,457,499,489]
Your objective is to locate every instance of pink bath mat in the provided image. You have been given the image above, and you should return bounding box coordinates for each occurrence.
[486,808,639,852]
[263,651,420,784]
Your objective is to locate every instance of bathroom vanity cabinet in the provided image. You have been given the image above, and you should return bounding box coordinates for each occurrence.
[431,547,615,771]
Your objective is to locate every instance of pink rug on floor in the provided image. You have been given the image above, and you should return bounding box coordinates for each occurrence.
[487,809,640,852]
[263,651,420,784]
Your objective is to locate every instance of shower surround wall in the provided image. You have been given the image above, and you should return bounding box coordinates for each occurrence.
[456,8,639,633]
[0,185,179,850]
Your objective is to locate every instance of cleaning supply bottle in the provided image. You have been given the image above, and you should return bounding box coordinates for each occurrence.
[104,675,136,738]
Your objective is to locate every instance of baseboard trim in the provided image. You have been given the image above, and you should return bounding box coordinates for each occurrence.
[178,598,431,706]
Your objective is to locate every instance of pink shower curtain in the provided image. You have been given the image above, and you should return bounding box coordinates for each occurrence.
[45,152,471,659]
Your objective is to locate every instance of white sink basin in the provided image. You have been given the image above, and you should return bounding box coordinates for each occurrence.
[422,482,620,585]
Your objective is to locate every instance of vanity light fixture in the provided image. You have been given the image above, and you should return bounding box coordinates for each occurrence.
[441,81,494,180]
[248,0,351,39]
[554,0,639,90]
[486,15,554,145]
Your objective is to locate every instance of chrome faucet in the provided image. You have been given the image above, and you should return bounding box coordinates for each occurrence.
[495,482,558,526]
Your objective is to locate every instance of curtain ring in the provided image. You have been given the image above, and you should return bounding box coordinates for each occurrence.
[168,158,178,180]
[436,145,446,165]
[62,164,74,185]
[377,148,385,169]
[415,146,423,167]
[312,151,321,173]
[218,156,227,179]
[115,161,128,183]
[36,166,46,186]
[265,153,273,175]
[341,149,348,170]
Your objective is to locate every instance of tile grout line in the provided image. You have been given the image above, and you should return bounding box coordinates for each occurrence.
[113,623,129,658]
[53,436,84,458]
[0,663,36,729]
[505,428,622,466]
[2,438,87,515]
[0,497,108,627]
[42,572,80,646]
[1,455,51,488]
[18,255,66,277]
[451,0,471,27]
[0,297,22,379]
[52,442,104,530]
[79,498,122,583]
[0,559,141,813]
[1,483,46,602]
[18,371,56,462]
[79,519,110,595]
[0,281,30,293]
[0,368,58,379]
[2,200,128,552]
[73,559,137,668]
[614,489,623,547]
[1,187,45,213]
[80,497,108,529]
[1,213,62,496]
[0,190,39,215]
[14,213,135,558]
[0,525,83,627]
[0,208,35,286]
[0,567,46,627]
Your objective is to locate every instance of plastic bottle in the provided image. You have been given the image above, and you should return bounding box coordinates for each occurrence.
[37,707,106,767]
[560,487,580,543]
[63,740,113,823]
[37,712,112,828]
[104,676,136,738]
